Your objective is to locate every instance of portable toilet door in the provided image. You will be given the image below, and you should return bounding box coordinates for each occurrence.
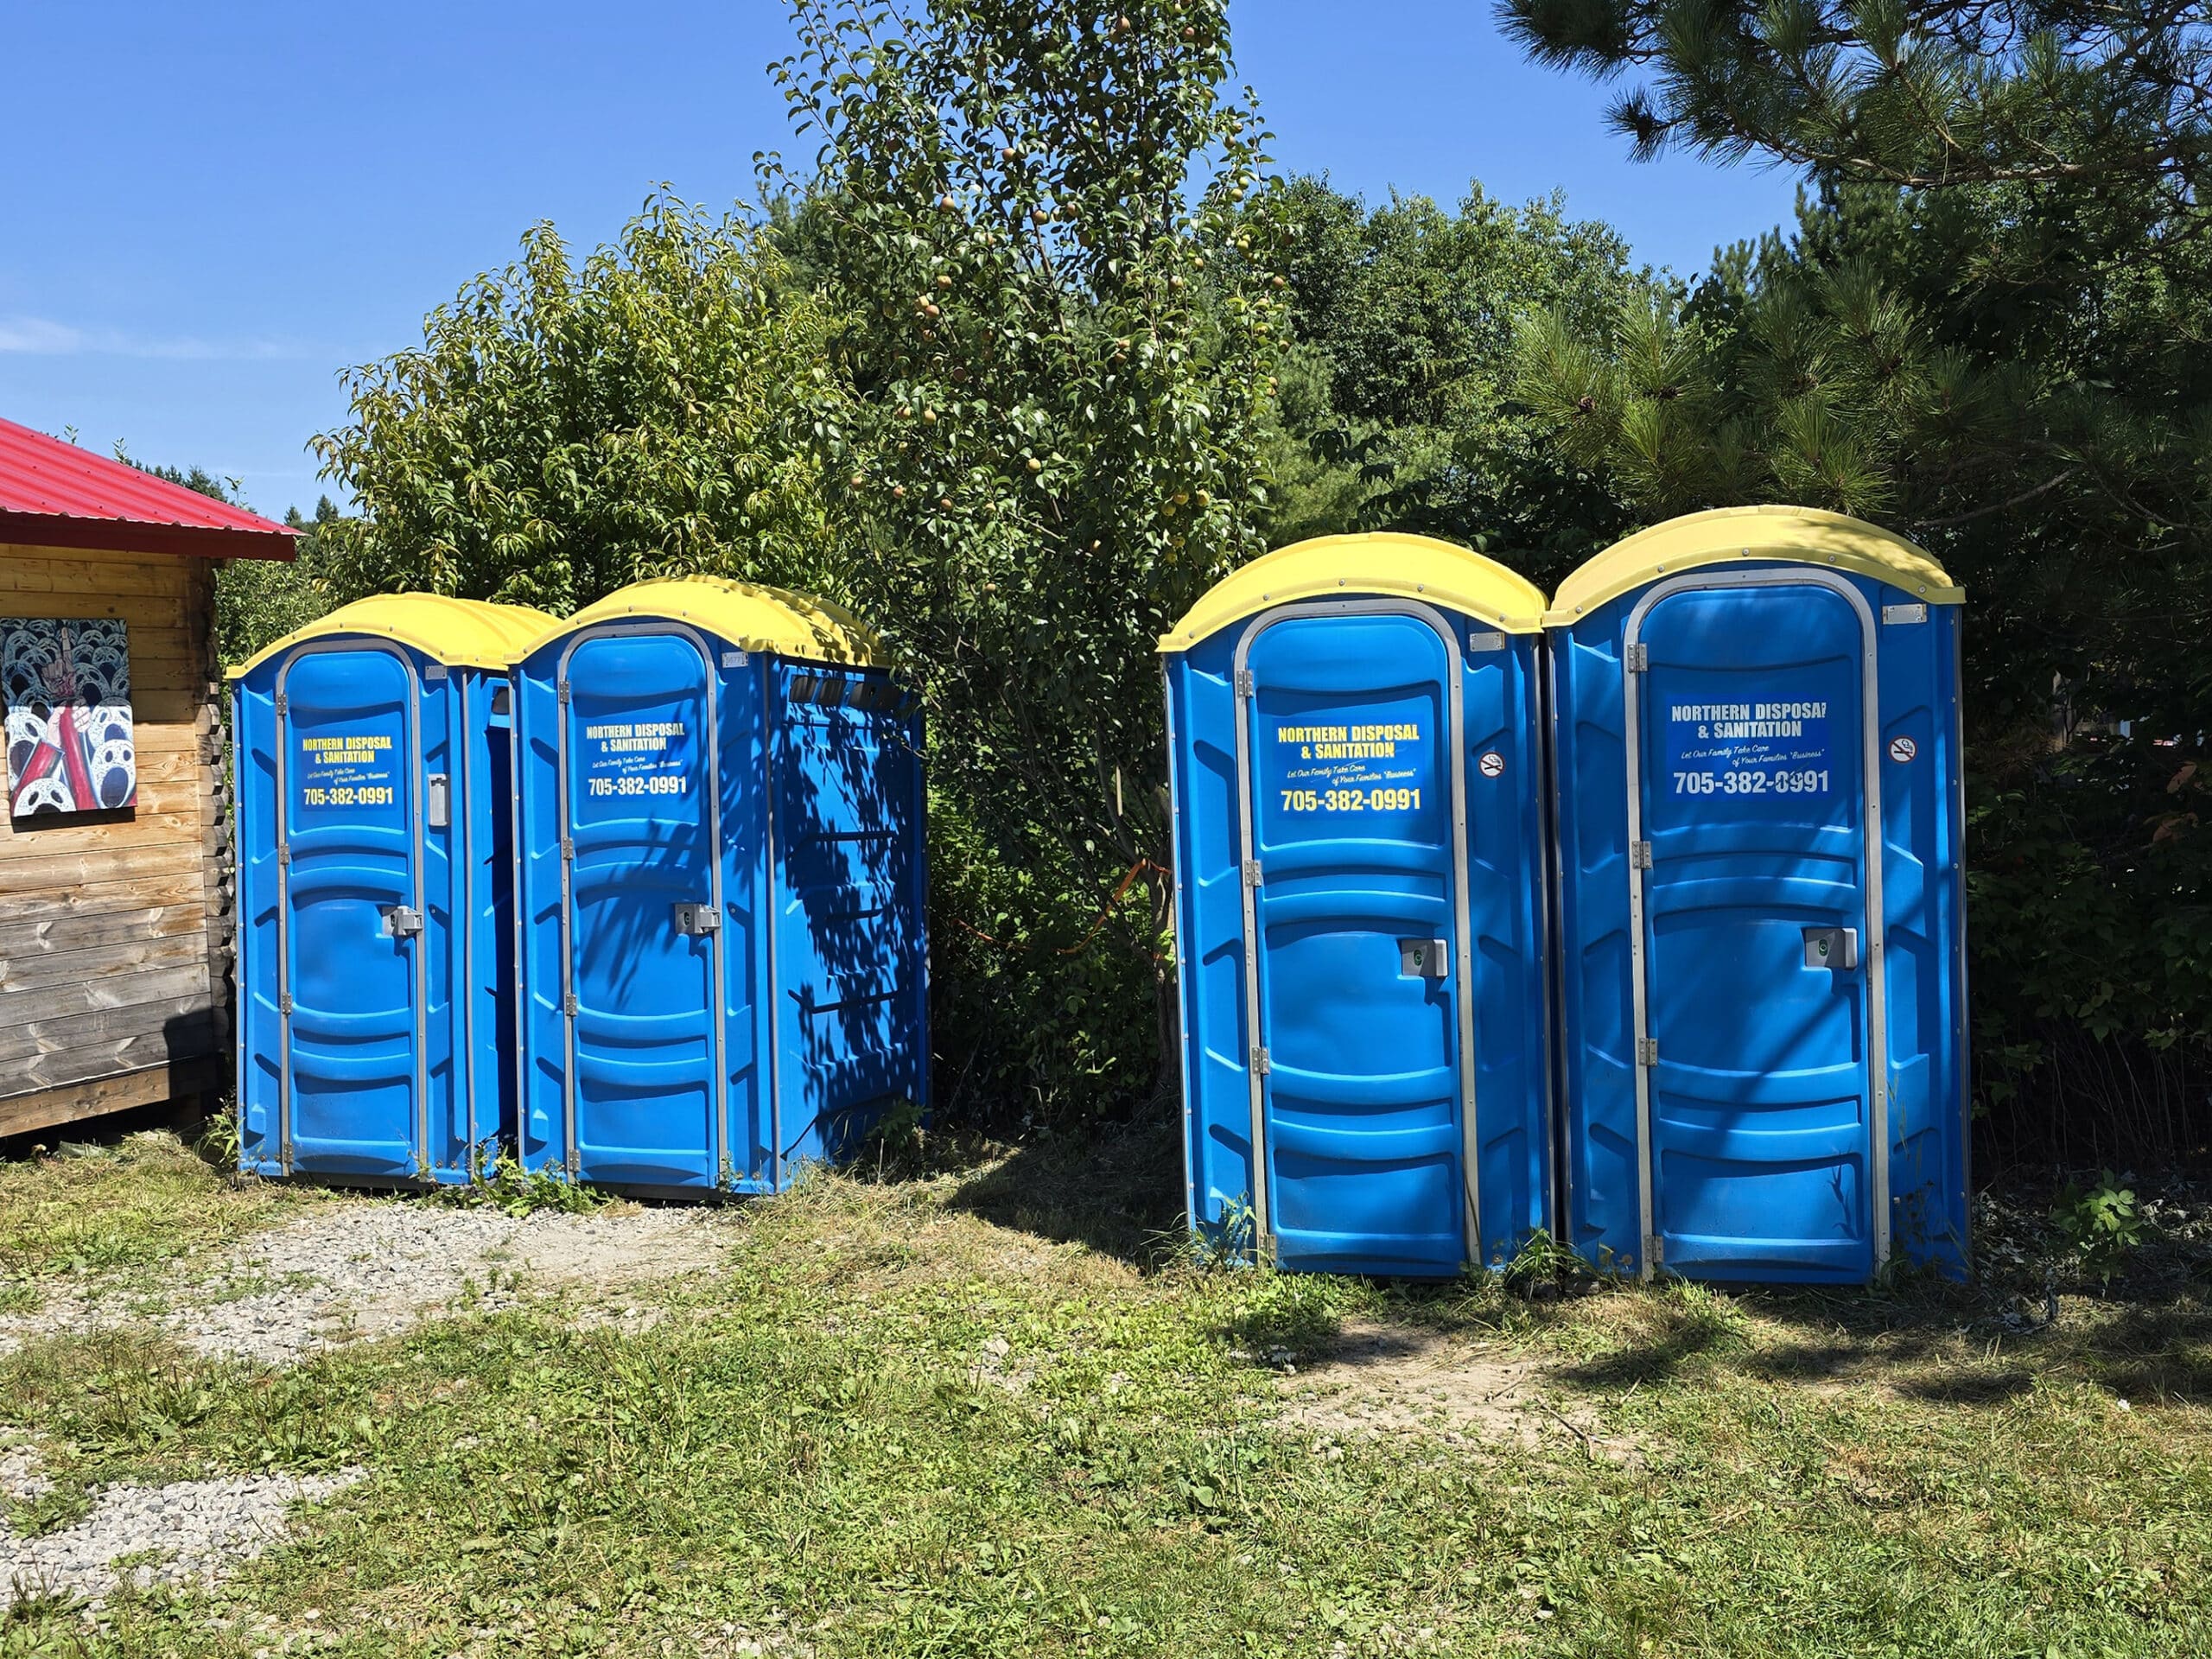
[1546,506,1968,1284]
[232,595,551,1185]
[512,575,925,1195]
[1160,533,1554,1276]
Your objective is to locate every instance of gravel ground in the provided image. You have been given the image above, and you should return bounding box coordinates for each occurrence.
[1,1440,363,1611]
[0,1199,731,1367]
[0,1196,733,1615]
[1,1439,53,1505]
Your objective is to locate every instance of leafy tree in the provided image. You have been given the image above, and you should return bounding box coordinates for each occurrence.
[770,0,1286,1107]
[1503,3,2212,1158]
[1262,178,1653,586]
[312,194,843,613]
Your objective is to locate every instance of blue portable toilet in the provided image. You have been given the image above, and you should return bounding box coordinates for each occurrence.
[1160,533,1554,1276]
[1547,506,1968,1283]
[511,575,927,1195]
[232,595,552,1184]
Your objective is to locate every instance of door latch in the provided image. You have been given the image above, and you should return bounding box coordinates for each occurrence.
[1398,938,1450,978]
[672,901,720,937]
[1802,925,1860,969]
[379,905,423,939]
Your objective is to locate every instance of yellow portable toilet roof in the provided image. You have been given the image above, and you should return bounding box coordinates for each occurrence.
[1545,505,1962,626]
[229,594,558,677]
[536,575,886,667]
[1157,531,1548,652]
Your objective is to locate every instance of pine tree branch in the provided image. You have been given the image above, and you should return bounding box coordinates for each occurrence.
[1913,465,2080,527]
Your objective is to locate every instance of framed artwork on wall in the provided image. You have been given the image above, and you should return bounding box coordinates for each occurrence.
[3,616,137,817]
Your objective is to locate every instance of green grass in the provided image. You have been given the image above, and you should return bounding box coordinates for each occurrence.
[2,1127,2209,1657]
[0,1130,319,1287]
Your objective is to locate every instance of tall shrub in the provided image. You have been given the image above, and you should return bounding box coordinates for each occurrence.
[771,0,1287,1113]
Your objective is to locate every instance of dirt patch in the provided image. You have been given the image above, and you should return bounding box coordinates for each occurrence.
[1274,1319,1639,1461]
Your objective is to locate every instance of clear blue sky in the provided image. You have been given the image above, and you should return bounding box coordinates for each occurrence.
[0,2,1802,520]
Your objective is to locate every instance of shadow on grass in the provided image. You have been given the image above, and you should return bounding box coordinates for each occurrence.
[1719,1271,2212,1406]
[943,1114,1187,1269]
[930,1126,2212,1406]
[1548,1285,1751,1389]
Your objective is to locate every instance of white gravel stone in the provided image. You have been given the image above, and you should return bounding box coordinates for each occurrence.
[1,1466,364,1611]
[0,1438,54,1505]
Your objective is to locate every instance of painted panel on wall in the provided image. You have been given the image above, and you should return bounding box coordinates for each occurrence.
[2,617,136,817]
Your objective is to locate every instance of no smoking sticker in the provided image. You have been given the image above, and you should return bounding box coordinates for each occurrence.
[1889,736,1917,764]
[1478,751,1506,779]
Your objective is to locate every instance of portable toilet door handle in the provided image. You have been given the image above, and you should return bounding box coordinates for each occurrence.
[1398,937,1451,978]
[380,905,424,940]
[672,901,721,937]
[1802,925,1859,970]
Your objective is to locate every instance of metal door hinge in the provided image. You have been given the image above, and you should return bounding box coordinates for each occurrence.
[1234,668,1254,696]
[273,690,287,717]
[560,837,574,862]
[563,991,579,1017]
[1644,1234,1664,1266]
[557,680,572,705]
[1631,841,1653,869]
[1241,859,1264,887]
[1637,1036,1660,1065]
[276,844,290,867]
[1252,1046,1272,1076]
[1625,642,1649,671]
[380,905,424,938]
[278,991,293,1015]
[566,1152,581,1176]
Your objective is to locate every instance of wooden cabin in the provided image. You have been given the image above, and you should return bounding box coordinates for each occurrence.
[0,416,296,1140]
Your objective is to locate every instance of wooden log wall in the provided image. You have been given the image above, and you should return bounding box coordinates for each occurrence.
[0,542,229,1137]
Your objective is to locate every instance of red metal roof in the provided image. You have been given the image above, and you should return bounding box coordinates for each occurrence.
[0,415,296,560]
